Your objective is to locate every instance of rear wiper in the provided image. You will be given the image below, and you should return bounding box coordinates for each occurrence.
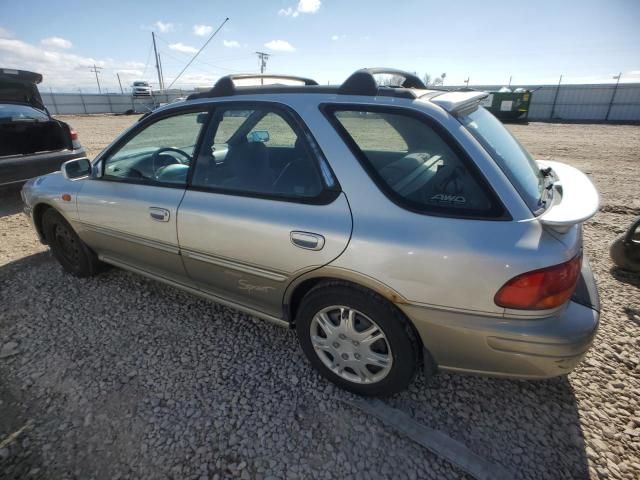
[540,166,553,177]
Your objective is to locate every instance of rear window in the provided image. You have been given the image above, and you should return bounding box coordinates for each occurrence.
[458,107,545,213]
[328,107,503,218]
[0,104,48,122]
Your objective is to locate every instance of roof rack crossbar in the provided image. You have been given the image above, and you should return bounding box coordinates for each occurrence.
[225,74,318,86]
[339,68,427,96]
[188,73,319,99]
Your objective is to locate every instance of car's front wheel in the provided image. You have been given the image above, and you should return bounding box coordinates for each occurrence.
[296,282,425,396]
[42,208,102,277]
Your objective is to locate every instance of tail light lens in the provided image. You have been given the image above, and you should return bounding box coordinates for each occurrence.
[495,254,582,310]
[70,128,78,141]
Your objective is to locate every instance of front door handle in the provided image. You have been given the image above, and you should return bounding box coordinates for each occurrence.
[149,207,170,222]
[290,231,325,251]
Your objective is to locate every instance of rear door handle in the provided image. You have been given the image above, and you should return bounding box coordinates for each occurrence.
[290,231,325,251]
[149,207,170,222]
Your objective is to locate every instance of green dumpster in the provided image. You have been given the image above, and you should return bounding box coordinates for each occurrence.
[480,90,532,122]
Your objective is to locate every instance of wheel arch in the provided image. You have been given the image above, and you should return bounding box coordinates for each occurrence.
[284,266,411,325]
[32,202,56,244]
[286,268,434,378]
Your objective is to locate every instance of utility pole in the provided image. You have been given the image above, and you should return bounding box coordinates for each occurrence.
[152,32,164,91]
[116,73,124,94]
[464,76,470,87]
[158,53,165,92]
[89,64,103,93]
[255,51,270,84]
[605,72,622,121]
[508,75,512,88]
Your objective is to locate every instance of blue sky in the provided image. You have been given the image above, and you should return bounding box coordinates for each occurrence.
[1,0,639,92]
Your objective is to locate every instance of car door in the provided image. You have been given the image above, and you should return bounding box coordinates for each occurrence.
[178,103,352,318]
[76,108,209,284]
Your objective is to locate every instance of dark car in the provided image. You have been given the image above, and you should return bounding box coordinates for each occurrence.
[0,68,86,187]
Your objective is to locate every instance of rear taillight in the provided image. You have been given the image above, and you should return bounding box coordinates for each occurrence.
[495,254,582,310]
[70,128,78,141]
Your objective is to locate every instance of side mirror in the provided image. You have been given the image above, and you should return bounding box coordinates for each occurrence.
[61,157,92,180]
[247,130,270,143]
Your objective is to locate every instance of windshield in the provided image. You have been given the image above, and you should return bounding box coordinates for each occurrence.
[133,82,148,87]
[458,107,545,213]
[0,103,48,122]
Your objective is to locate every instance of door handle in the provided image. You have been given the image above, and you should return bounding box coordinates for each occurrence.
[290,231,325,251]
[149,207,170,222]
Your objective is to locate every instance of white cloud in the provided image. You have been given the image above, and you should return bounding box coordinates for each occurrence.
[264,40,296,52]
[193,24,213,36]
[278,7,299,17]
[222,40,240,48]
[279,0,320,17]
[154,20,174,33]
[41,36,72,49]
[331,35,339,41]
[298,0,321,13]
[169,42,198,54]
[0,36,146,92]
[0,27,12,38]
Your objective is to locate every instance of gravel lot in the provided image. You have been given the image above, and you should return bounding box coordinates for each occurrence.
[1,115,639,480]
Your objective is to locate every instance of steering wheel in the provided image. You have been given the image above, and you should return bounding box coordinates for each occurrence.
[151,147,192,178]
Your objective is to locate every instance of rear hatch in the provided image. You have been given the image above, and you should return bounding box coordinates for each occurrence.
[0,68,72,157]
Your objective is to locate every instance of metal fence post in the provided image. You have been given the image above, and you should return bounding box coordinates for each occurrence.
[605,72,622,122]
[106,93,113,114]
[79,90,88,114]
[48,88,58,115]
[550,74,562,120]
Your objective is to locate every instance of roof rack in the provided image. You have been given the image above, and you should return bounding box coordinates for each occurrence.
[186,68,429,101]
[338,68,427,95]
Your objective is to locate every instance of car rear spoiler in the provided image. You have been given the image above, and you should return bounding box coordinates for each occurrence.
[429,91,489,115]
[537,160,599,233]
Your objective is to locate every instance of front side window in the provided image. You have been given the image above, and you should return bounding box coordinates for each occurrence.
[103,111,207,186]
[192,106,325,199]
[329,108,502,217]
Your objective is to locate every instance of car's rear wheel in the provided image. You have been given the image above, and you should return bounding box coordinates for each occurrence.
[42,208,102,277]
[296,282,425,396]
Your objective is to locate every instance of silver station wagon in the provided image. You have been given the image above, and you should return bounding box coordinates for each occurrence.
[22,69,600,396]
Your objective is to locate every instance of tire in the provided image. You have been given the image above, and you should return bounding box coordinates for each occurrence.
[610,234,640,272]
[42,208,102,277]
[295,281,427,396]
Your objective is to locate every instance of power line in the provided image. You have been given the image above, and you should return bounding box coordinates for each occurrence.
[88,65,103,93]
[167,17,229,89]
[142,43,153,78]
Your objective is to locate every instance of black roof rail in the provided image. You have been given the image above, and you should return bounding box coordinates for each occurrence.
[187,73,318,99]
[339,68,427,95]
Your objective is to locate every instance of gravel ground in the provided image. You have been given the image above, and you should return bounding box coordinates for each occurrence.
[1,116,639,480]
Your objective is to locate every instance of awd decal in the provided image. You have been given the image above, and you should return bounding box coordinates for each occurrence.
[431,194,467,204]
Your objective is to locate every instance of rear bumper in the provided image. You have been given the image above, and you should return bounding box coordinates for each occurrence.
[0,148,86,187]
[400,257,600,379]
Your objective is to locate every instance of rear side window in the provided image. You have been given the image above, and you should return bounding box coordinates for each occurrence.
[328,107,504,218]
